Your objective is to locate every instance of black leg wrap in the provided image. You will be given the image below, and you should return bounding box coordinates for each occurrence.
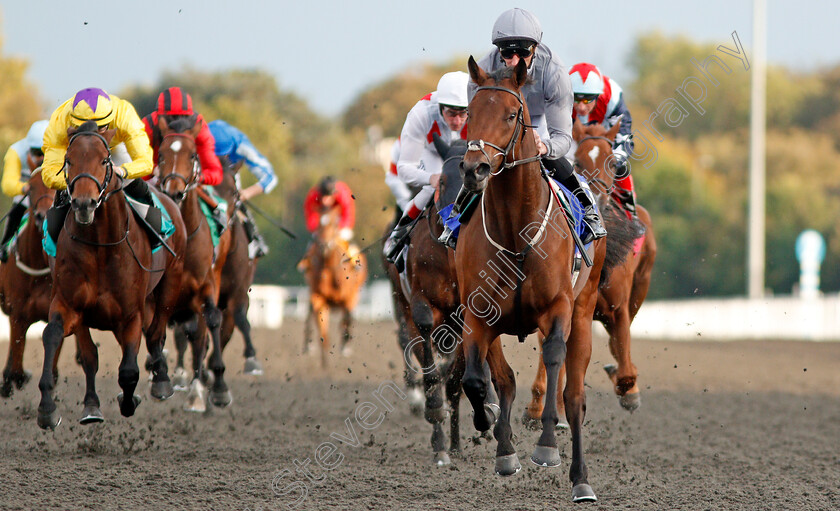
[124,179,154,205]
[542,156,574,181]
[1,202,27,245]
[47,191,71,244]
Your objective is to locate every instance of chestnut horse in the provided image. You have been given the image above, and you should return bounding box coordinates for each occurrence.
[156,116,231,411]
[36,121,186,429]
[383,136,500,466]
[213,159,262,376]
[455,57,608,501]
[524,122,657,424]
[300,205,367,368]
[0,169,57,397]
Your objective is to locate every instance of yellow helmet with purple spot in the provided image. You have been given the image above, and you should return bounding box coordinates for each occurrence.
[69,88,115,127]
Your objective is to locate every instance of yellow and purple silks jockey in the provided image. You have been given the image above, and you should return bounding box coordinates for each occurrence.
[41,87,154,190]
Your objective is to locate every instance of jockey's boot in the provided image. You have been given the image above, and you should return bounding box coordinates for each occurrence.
[383,215,412,264]
[437,184,479,249]
[46,189,71,244]
[241,209,267,258]
[124,179,163,250]
[560,173,607,245]
[0,201,26,263]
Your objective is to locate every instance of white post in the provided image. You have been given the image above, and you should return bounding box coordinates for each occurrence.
[748,0,767,299]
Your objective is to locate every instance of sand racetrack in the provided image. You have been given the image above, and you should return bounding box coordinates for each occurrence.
[0,318,838,510]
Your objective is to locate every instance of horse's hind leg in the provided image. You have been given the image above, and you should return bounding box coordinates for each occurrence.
[486,338,520,476]
[116,315,144,418]
[145,313,174,401]
[522,336,546,430]
[206,297,232,408]
[446,345,464,455]
[530,318,567,470]
[2,319,31,398]
[564,312,597,502]
[313,299,330,369]
[172,323,190,390]
[76,327,104,424]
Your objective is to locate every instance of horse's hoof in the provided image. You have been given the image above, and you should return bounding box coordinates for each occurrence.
[201,370,216,388]
[80,405,104,425]
[407,388,424,416]
[521,410,541,430]
[484,403,501,426]
[619,391,641,412]
[0,384,11,398]
[37,411,61,430]
[210,389,233,408]
[572,483,598,502]
[172,367,189,391]
[243,357,263,376]
[19,370,32,389]
[433,451,451,466]
[425,405,446,424]
[556,418,570,430]
[494,454,522,476]
[530,445,562,467]
[184,379,207,413]
[150,380,174,401]
[144,354,154,372]
[117,392,141,417]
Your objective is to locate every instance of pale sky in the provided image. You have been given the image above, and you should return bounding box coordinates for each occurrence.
[3,1,838,116]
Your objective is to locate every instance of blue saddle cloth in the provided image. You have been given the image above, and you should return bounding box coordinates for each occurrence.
[438,177,591,247]
[42,193,176,257]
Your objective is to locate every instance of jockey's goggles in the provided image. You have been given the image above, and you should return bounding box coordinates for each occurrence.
[574,94,599,104]
[441,106,469,118]
[499,46,533,60]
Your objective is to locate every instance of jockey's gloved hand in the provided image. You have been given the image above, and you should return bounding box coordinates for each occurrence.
[339,228,353,241]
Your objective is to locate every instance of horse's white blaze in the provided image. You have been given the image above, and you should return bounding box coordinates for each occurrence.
[587,145,600,164]
[170,139,183,153]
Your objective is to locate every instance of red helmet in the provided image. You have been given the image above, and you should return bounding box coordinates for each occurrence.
[156,87,194,116]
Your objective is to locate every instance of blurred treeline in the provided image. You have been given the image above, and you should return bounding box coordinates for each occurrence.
[1,33,838,297]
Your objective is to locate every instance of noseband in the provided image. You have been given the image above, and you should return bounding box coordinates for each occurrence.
[159,133,201,201]
[466,85,541,176]
[64,131,118,208]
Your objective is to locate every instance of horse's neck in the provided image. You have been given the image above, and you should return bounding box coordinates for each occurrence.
[483,162,548,247]
[181,190,203,230]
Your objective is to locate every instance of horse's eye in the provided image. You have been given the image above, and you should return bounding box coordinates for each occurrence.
[508,113,517,121]
[102,158,109,165]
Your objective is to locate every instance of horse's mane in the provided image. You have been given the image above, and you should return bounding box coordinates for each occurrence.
[77,120,100,133]
[487,65,534,86]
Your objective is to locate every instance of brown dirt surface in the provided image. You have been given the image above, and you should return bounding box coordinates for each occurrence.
[0,318,838,510]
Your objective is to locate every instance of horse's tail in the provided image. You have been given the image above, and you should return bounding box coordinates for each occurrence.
[599,196,645,284]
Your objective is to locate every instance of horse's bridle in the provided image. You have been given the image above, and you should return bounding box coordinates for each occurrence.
[466,85,541,176]
[158,132,201,202]
[63,130,120,208]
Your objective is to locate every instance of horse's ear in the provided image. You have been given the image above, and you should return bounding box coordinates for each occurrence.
[572,118,585,142]
[606,118,621,141]
[467,55,487,86]
[513,58,528,88]
[66,126,78,138]
[188,115,202,137]
[432,132,450,158]
[159,115,170,133]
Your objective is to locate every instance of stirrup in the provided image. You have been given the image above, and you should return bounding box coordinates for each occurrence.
[437,226,457,249]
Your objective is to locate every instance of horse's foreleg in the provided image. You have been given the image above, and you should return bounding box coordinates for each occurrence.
[145,311,174,401]
[234,302,255,359]
[303,304,314,354]
[340,306,353,356]
[205,296,231,408]
[445,345,465,455]
[530,318,567,469]
[313,298,330,369]
[2,319,31,397]
[172,323,190,390]
[116,315,143,418]
[37,308,76,429]
[603,306,639,411]
[460,316,492,433]
[487,338,520,476]
[564,308,597,502]
[76,327,103,424]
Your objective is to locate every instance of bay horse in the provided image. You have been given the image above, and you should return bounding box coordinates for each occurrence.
[0,169,58,397]
[36,120,186,429]
[300,205,367,368]
[455,57,610,501]
[523,121,657,424]
[156,116,231,411]
[382,136,500,466]
[212,159,262,376]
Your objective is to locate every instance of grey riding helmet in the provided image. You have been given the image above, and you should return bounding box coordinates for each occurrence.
[491,8,543,52]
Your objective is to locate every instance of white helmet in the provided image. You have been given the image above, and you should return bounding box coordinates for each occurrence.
[25,120,49,150]
[569,63,604,96]
[436,71,469,108]
[492,8,542,46]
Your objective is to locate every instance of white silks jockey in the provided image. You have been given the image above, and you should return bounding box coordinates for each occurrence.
[383,71,469,265]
